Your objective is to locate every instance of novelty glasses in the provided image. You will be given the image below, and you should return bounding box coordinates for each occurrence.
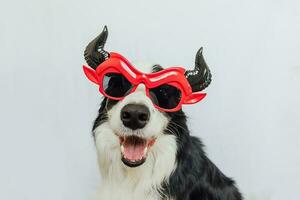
[83,52,206,112]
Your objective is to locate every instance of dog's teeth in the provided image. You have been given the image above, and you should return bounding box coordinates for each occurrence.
[143,147,148,155]
[121,145,124,153]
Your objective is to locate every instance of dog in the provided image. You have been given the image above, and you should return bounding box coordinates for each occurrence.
[83,26,243,200]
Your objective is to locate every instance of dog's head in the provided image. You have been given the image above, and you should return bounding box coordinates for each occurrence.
[84,26,211,168]
[96,78,171,168]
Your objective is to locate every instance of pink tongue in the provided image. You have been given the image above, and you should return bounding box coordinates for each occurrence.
[123,142,146,160]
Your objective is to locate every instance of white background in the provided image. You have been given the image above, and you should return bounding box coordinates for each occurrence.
[1,0,300,199]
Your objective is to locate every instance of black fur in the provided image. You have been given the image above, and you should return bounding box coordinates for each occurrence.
[91,66,242,200]
[161,110,243,200]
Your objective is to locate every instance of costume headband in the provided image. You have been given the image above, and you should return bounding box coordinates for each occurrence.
[83,26,212,111]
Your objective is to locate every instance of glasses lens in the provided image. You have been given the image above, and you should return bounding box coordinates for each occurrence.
[102,73,133,98]
[149,84,182,110]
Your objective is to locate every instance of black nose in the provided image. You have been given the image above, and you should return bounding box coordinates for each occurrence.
[120,104,150,130]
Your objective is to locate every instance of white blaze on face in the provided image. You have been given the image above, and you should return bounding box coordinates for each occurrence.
[108,84,169,138]
[108,61,170,139]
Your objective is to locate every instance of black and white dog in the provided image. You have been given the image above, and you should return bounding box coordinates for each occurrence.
[84,27,242,200]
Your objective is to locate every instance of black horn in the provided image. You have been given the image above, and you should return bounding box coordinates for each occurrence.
[185,47,212,92]
[84,26,110,69]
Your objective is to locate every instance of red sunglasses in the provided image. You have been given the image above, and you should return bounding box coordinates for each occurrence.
[83,52,206,112]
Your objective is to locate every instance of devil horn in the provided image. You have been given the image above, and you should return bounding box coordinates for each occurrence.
[185,47,212,92]
[84,26,110,69]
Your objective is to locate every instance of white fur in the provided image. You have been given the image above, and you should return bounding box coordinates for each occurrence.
[108,84,168,139]
[93,63,177,200]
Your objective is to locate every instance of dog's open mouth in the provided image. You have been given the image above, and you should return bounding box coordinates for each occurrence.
[119,135,156,167]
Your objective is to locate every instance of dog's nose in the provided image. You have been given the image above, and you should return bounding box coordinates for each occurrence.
[120,104,150,130]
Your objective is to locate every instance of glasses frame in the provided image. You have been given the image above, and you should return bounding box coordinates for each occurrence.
[83,52,206,112]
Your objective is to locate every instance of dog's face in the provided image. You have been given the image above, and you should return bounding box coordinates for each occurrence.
[106,84,169,167]
[85,28,211,174]
[93,65,174,169]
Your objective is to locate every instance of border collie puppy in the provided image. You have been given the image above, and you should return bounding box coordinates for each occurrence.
[83,27,243,200]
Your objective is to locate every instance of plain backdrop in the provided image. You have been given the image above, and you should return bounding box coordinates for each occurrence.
[1,0,300,199]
